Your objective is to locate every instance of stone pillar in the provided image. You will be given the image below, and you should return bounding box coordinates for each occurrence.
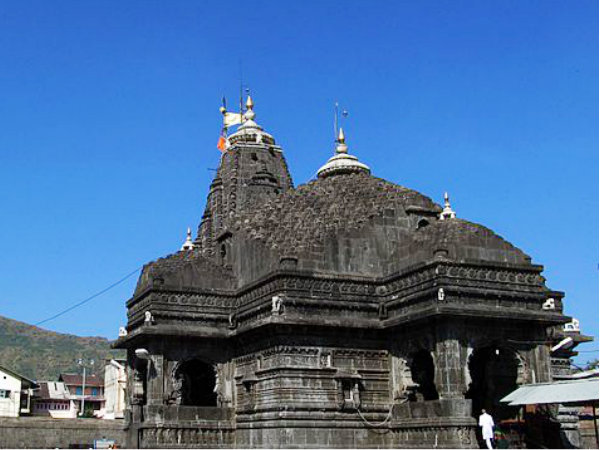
[146,354,164,405]
[434,338,464,399]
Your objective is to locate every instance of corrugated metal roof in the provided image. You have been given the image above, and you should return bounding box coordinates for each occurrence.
[35,381,71,400]
[501,378,599,406]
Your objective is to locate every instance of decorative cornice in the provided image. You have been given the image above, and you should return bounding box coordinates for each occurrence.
[124,260,560,341]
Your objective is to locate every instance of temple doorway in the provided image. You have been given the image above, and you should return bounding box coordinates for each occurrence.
[175,359,217,406]
[409,350,439,401]
[466,347,519,421]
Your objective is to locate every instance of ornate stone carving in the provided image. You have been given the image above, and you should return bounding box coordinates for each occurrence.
[271,295,283,314]
[144,310,154,324]
[564,318,580,331]
[542,298,556,310]
[393,357,418,401]
[437,287,445,301]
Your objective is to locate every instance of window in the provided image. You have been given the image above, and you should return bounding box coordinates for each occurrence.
[409,350,439,401]
[342,381,353,402]
[416,218,430,230]
[0,389,10,398]
[173,359,217,406]
[91,388,98,396]
[336,377,362,410]
[76,387,82,395]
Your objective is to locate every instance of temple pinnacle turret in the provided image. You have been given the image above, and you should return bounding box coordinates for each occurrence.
[180,227,195,251]
[317,126,370,178]
[440,192,457,220]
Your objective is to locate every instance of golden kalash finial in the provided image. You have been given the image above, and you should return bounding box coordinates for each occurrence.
[317,118,370,178]
[336,128,348,154]
[244,95,256,121]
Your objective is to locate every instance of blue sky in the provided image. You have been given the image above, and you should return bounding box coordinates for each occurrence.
[0,1,597,364]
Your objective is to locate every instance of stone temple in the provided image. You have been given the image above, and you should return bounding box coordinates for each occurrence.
[115,97,580,448]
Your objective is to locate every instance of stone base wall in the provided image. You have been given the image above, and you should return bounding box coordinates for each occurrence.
[0,417,126,449]
[138,424,235,448]
[234,421,477,449]
[128,418,478,449]
[236,423,388,449]
[390,421,477,448]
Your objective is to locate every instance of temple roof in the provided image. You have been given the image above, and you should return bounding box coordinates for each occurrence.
[231,171,440,257]
[228,169,531,268]
[138,99,536,287]
[413,217,532,265]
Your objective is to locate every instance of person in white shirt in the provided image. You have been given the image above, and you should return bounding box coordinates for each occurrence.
[478,409,495,449]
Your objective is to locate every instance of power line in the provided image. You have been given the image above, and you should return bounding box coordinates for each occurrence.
[34,267,142,327]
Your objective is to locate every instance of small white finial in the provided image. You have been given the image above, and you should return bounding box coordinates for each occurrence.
[181,227,195,251]
[246,95,254,110]
[440,192,457,220]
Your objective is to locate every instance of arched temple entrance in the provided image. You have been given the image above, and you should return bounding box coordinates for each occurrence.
[409,350,439,401]
[174,359,218,406]
[466,347,519,420]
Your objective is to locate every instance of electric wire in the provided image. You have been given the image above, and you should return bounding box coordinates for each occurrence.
[356,404,394,427]
[34,267,142,327]
[356,398,407,428]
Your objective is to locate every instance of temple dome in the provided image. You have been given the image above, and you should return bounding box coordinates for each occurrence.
[227,96,276,146]
[317,128,370,178]
[413,217,531,265]
[230,170,531,276]
[230,171,440,275]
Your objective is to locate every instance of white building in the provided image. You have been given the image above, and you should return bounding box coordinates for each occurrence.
[33,381,78,418]
[103,359,126,419]
[0,364,37,417]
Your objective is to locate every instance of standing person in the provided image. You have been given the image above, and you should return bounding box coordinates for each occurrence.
[479,409,495,449]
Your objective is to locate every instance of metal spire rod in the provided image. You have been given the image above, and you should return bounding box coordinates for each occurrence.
[239,61,244,123]
[334,102,339,144]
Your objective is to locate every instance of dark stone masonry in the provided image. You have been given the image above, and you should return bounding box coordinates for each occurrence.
[0,417,125,449]
[115,98,571,448]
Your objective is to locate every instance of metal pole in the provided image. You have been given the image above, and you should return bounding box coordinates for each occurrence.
[593,404,598,448]
[334,102,339,143]
[81,365,86,416]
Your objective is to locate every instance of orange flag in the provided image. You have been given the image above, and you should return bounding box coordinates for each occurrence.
[217,135,226,151]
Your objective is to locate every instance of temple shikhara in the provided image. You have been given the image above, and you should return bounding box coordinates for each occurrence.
[115,96,586,448]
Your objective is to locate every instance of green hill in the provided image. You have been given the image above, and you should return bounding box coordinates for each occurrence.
[0,315,124,381]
